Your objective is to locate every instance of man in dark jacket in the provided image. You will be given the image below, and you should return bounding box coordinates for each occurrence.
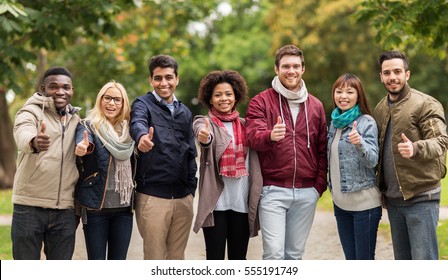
[245,45,328,260]
[130,54,197,260]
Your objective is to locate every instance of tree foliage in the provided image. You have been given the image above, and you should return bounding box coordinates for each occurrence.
[266,0,384,113]
[0,0,134,188]
[355,0,448,59]
[1,0,447,189]
[183,0,274,115]
[0,0,134,91]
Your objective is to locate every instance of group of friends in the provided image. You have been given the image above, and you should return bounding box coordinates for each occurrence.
[10,44,448,260]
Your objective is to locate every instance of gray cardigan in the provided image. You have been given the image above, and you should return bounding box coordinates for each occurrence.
[192,115,263,237]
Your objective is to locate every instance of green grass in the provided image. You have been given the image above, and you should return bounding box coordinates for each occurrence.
[441,173,448,206]
[0,226,12,260]
[0,189,13,215]
[0,189,13,260]
[317,190,333,211]
[438,220,448,259]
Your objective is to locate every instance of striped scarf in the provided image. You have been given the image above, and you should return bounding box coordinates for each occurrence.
[209,107,249,178]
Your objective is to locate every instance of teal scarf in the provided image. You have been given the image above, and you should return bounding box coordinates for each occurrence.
[331,104,362,128]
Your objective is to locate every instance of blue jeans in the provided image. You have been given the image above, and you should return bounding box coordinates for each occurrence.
[83,208,133,260]
[386,200,439,260]
[334,204,382,260]
[259,186,319,260]
[11,204,77,260]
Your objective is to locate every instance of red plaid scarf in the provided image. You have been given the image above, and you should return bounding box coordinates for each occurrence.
[209,107,249,178]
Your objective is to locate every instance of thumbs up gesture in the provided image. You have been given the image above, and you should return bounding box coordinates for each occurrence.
[32,121,50,152]
[348,121,361,146]
[398,133,414,158]
[270,116,286,142]
[138,127,154,153]
[197,118,212,144]
[75,130,90,156]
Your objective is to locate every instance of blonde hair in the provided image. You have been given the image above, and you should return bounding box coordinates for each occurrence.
[85,80,131,130]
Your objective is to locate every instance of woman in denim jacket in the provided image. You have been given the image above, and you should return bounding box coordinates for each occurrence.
[327,73,382,260]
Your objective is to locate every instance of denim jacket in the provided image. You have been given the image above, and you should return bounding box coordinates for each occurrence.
[327,114,378,193]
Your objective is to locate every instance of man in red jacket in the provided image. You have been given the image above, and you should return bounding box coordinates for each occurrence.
[245,45,328,260]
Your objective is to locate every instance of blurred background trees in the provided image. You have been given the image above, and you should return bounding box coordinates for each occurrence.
[1,0,447,188]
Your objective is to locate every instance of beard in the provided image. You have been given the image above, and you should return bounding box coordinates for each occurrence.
[388,89,401,96]
[384,83,405,96]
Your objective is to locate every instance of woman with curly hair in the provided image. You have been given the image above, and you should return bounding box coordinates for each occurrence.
[192,70,262,260]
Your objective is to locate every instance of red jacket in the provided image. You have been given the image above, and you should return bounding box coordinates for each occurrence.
[245,88,328,195]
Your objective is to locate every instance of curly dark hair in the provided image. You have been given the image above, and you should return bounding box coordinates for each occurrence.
[197,70,248,109]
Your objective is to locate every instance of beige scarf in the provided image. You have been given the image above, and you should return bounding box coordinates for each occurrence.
[96,121,135,204]
[272,76,308,104]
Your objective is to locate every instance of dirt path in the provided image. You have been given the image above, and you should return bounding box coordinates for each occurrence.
[72,208,394,260]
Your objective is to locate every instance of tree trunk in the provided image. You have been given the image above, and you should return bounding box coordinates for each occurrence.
[0,88,16,189]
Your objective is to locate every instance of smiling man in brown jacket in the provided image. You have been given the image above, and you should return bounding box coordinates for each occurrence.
[373,50,448,260]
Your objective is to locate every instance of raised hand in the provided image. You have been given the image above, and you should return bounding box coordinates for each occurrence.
[270,116,286,142]
[398,133,414,158]
[348,121,361,146]
[138,127,154,153]
[75,130,90,156]
[197,118,211,144]
[32,121,50,152]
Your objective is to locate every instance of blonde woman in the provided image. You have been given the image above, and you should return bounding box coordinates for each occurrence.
[75,81,135,260]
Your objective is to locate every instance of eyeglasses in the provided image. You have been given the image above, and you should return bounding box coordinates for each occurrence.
[102,95,123,105]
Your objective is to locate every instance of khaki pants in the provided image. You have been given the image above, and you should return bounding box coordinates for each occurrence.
[135,192,194,260]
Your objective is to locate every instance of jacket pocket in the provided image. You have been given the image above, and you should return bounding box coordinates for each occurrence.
[80,172,99,188]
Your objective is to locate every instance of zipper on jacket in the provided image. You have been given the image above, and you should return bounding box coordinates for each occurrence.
[391,144,405,198]
[387,108,407,200]
[84,172,99,181]
[283,99,298,188]
[57,117,66,207]
[292,129,297,188]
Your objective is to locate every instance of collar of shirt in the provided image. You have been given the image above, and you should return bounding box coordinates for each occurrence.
[152,91,178,115]
[152,91,179,106]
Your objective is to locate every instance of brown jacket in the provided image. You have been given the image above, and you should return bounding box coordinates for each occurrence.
[192,115,263,237]
[373,84,448,199]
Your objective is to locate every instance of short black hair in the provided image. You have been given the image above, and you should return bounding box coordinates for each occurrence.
[148,54,178,77]
[42,66,72,83]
